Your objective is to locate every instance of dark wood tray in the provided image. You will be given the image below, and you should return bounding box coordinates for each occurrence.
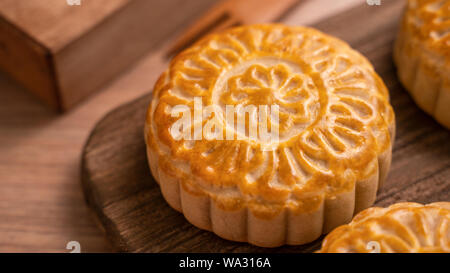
[81,1,450,252]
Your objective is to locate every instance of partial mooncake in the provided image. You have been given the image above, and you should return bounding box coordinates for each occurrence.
[394,0,450,129]
[145,24,395,247]
[318,202,450,253]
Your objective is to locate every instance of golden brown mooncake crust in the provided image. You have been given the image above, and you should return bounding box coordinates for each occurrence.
[394,0,450,129]
[318,202,450,253]
[145,24,395,247]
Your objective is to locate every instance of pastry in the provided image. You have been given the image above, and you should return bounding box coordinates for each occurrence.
[318,202,450,253]
[145,24,395,247]
[394,0,450,129]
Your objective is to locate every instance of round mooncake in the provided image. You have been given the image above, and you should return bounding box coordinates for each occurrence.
[394,0,450,129]
[145,24,395,247]
[318,202,450,253]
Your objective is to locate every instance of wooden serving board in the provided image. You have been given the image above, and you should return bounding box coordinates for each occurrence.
[81,1,450,253]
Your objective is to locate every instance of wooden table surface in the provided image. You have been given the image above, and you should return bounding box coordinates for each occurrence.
[0,0,376,252]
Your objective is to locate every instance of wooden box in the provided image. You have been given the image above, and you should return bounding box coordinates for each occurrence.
[0,0,215,111]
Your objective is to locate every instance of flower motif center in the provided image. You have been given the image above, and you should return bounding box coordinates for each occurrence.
[212,57,322,143]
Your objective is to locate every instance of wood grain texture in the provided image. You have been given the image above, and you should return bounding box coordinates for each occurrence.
[53,0,218,110]
[81,0,450,252]
[0,0,130,51]
[0,0,130,109]
[0,0,220,110]
[167,0,300,56]
[0,16,59,108]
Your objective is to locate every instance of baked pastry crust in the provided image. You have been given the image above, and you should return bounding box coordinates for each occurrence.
[318,202,450,253]
[394,0,450,129]
[145,24,395,247]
